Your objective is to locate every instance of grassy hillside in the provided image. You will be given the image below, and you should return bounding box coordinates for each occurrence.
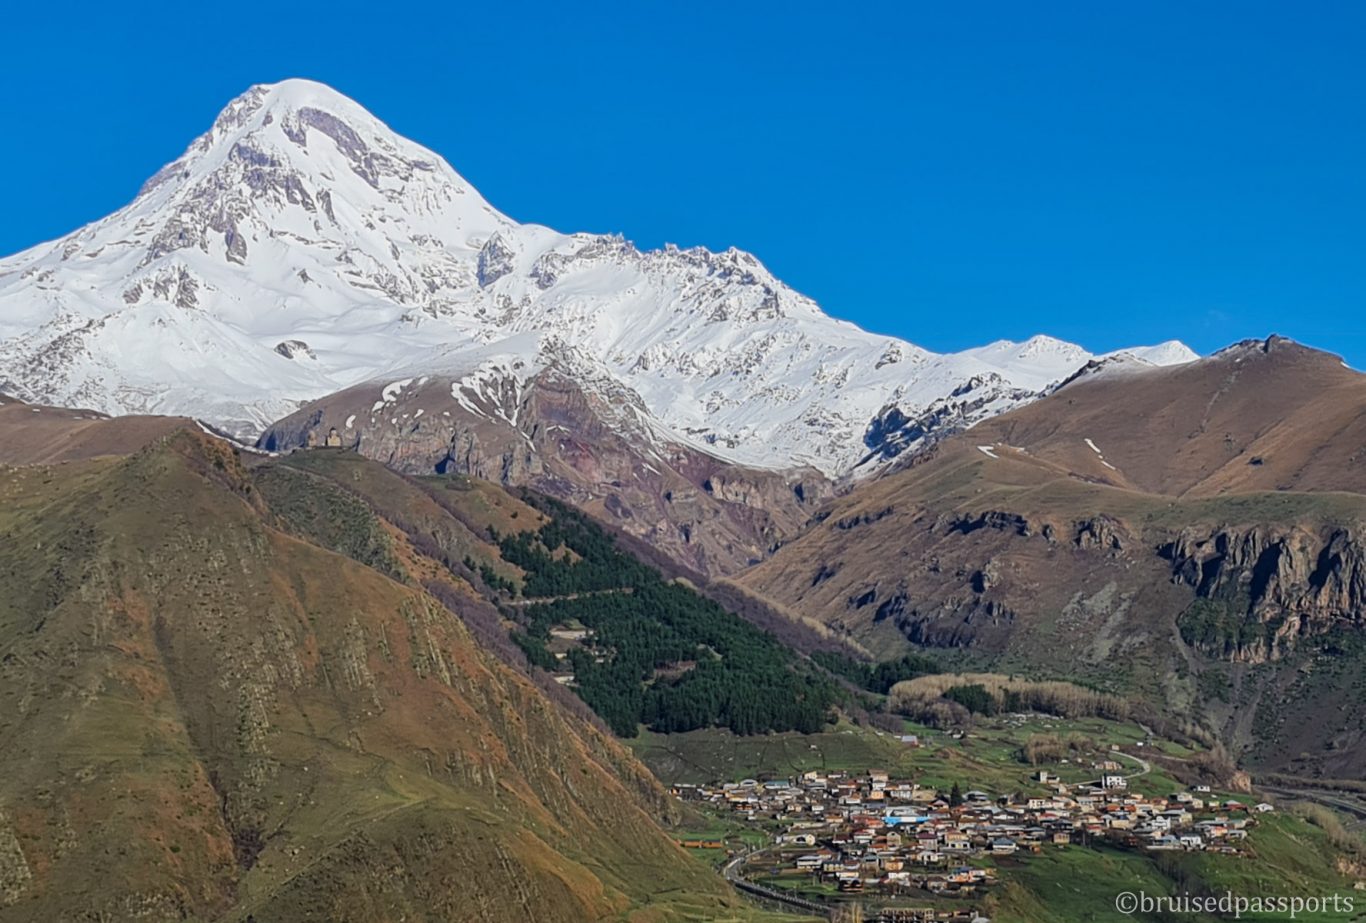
[0,434,777,922]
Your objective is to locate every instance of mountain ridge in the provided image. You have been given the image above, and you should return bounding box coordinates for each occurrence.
[738,336,1366,776]
[0,78,1194,478]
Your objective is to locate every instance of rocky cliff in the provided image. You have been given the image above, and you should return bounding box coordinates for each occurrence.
[1163,525,1366,662]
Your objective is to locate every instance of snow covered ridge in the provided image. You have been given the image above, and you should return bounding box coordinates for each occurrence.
[0,79,1197,476]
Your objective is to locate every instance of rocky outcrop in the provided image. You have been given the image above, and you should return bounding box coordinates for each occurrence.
[437,424,543,482]
[946,510,1036,538]
[859,374,1042,470]
[1075,516,1128,552]
[891,596,1019,649]
[1162,525,1366,661]
[835,506,895,530]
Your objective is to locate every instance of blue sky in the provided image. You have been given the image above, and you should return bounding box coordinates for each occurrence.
[3,1,1363,362]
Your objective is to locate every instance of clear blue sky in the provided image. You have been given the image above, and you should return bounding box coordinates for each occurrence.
[4,1,1364,362]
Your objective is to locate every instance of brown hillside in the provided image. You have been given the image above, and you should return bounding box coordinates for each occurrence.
[741,337,1366,778]
[966,335,1366,496]
[0,427,755,922]
[0,394,188,464]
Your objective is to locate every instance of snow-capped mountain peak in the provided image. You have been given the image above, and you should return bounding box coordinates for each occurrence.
[0,80,1196,475]
[1117,339,1200,366]
[138,78,503,232]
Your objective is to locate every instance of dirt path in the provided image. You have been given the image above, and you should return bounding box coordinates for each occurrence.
[504,587,632,607]
[1113,747,1152,779]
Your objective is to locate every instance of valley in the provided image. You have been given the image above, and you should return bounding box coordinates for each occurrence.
[2,335,1366,917]
[3,367,1366,921]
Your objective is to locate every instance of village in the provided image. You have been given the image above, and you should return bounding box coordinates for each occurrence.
[674,761,1273,912]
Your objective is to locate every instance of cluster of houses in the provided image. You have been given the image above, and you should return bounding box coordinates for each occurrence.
[677,768,1272,897]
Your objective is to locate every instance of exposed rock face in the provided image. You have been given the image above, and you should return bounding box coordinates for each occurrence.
[946,510,1034,538]
[1076,516,1128,552]
[859,375,1040,472]
[273,339,314,360]
[1162,525,1366,662]
[259,365,831,576]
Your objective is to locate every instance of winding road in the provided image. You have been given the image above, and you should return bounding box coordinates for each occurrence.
[1112,747,1152,779]
[722,849,827,916]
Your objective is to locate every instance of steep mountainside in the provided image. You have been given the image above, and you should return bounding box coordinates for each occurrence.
[0,419,760,921]
[972,335,1366,495]
[0,78,1193,478]
[740,337,1366,779]
[257,366,831,575]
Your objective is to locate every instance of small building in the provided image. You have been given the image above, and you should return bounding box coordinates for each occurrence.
[942,832,972,852]
[991,838,1018,855]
